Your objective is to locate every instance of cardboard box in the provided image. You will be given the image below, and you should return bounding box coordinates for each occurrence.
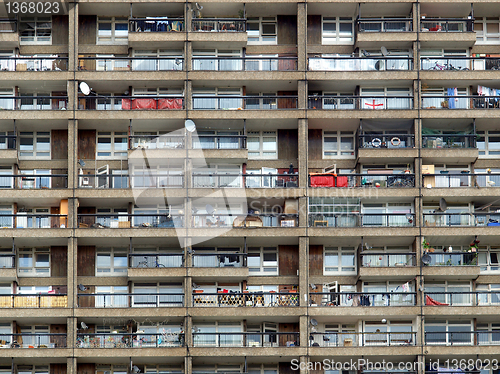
[118,221,131,228]
[284,199,298,214]
[16,63,27,71]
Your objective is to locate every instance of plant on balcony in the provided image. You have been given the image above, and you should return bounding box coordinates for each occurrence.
[468,238,479,252]
[422,238,432,251]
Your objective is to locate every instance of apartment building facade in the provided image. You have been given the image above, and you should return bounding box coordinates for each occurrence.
[0,0,499,373]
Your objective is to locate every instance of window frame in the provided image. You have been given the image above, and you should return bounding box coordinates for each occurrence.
[474,17,500,44]
[247,17,277,45]
[95,247,128,276]
[96,131,128,159]
[97,17,129,45]
[324,246,356,274]
[20,17,52,45]
[247,130,278,159]
[17,248,50,277]
[19,131,51,159]
[247,247,278,275]
[321,16,354,45]
[322,130,355,158]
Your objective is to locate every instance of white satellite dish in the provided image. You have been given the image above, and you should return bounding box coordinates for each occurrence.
[81,322,88,330]
[79,82,91,96]
[185,119,196,133]
[381,46,389,56]
[310,318,318,326]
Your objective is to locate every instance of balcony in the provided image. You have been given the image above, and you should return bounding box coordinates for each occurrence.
[193,291,299,307]
[192,95,297,110]
[192,332,299,347]
[77,214,184,229]
[192,213,298,228]
[192,18,245,32]
[77,332,184,348]
[79,96,183,110]
[308,96,413,110]
[130,134,185,149]
[309,173,415,188]
[0,96,68,110]
[0,214,67,229]
[422,212,499,227]
[425,331,499,346]
[420,56,500,71]
[355,18,415,48]
[424,252,478,266]
[129,253,184,268]
[424,291,500,306]
[193,173,298,189]
[77,293,184,308]
[0,333,66,349]
[361,252,416,267]
[192,252,245,268]
[78,173,184,189]
[308,57,413,72]
[421,96,500,110]
[357,18,413,32]
[0,293,68,308]
[421,18,473,33]
[309,213,415,228]
[420,18,476,48]
[78,57,183,72]
[421,173,477,188]
[310,332,416,347]
[193,56,297,71]
[309,292,416,307]
[0,253,15,281]
[0,56,68,71]
[129,17,184,33]
[14,173,68,189]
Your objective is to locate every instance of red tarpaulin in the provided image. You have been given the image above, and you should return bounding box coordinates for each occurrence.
[121,99,131,110]
[336,176,348,187]
[158,98,183,110]
[425,295,449,306]
[310,174,335,187]
[131,98,157,110]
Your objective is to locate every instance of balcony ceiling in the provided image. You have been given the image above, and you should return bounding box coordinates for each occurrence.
[359,3,413,17]
[13,237,68,247]
[307,3,357,17]
[193,80,298,93]
[421,118,474,130]
[309,236,416,247]
[14,119,68,131]
[77,357,185,365]
[420,3,472,18]
[308,80,414,92]
[473,3,500,17]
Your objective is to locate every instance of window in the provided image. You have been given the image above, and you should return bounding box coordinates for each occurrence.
[95,54,129,71]
[247,17,277,44]
[17,248,50,277]
[361,246,414,267]
[96,207,128,228]
[323,131,355,158]
[193,130,242,149]
[132,205,177,228]
[136,322,183,347]
[246,323,278,347]
[132,49,183,71]
[97,17,128,44]
[324,247,356,274]
[96,365,128,374]
[20,17,51,44]
[97,131,127,159]
[131,164,183,188]
[0,250,13,268]
[0,131,15,150]
[477,284,500,305]
[362,282,415,306]
[191,247,242,267]
[0,205,13,228]
[132,283,183,307]
[248,365,278,374]
[0,89,14,110]
[95,286,128,307]
[360,87,412,109]
[421,49,468,70]
[317,91,355,109]
[362,203,413,227]
[131,247,183,268]
[474,17,500,44]
[17,366,49,374]
[247,131,277,159]
[318,323,356,347]
[363,320,413,346]
[478,247,500,272]
[0,323,11,346]
[193,49,242,71]
[192,87,242,110]
[322,17,354,44]
[194,322,243,347]
[477,131,500,157]
[16,207,52,228]
[19,92,52,110]
[421,87,468,109]
[96,248,128,276]
[19,170,51,189]
[309,197,361,227]
[192,164,242,188]
[19,325,50,347]
[425,320,473,345]
[247,247,278,275]
[477,322,500,345]
[0,166,13,189]
[17,286,51,294]
[19,132,50,159]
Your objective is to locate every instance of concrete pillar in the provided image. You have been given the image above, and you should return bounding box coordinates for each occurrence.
[297,2,307,72]
[67,316,77,349]
[299,236,308,307]
[185,356,193,374]
[67,357,76,374]
[185,41,192,73]
[299,356,309,374]
[298,80,307,110]
[68,2,78,72]
[67,237,77,308]
[68,119,77,189]
[185,275,193,307]
[298,119,308,188]
[298,197,308,228]
[185,80,192,111]
[185,315,192,347]
[299,315,308,348]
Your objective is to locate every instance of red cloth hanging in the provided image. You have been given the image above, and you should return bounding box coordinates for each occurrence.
[425,295,449,306]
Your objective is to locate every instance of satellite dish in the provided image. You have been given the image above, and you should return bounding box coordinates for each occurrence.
[78,159,86,167]
[81,322,88,330]
[381,46,389,56]
[79,82,91,96]
[78,284,87,291]
[365,243,371,250]
[310,283,316,290]
[438,198,448,212]
[132,366,141,374]
[422,253,432,265]
[362,50,370,57]
[310,318,318,326]
[206,204,215,215]
[195,2,203,10]
[185,119,196,133]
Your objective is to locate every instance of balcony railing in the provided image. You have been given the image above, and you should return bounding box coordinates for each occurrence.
[0,56,68,71]
[425,252,478,266]
[360,252,416,267]
[422,134,476,148]
[309,292,416,307]
[192,213,298,228]
[193,332,299,347]
[356,18,413,32]
[0,214,68,228]
[425,331,499,346]
[192,18,246,32]
[194,173,298,189]
[79,57,184,71]
[192,252,246,267]
[129,253,184,268]
[308,57,413,71]
[193,135,246,149]
[423,173,475,188]
[425,291,500,306]
[0,253,14,268]
[193,95,297,110]
[308,96,413,110]
[0,19,17,32]
[193,292,299,307]
[420,18,473,32]
[423,212,500,227]
[77,293,184,308]
[80,96,184,110]
[78,173,184,188]
[419,56,500,71]
[422,96,500,110]
[0,294,67,308]
[77,214,184,228]
[0,96,68,110]
[130,134,185,149]
[77,332,184,348]
[129,17,184,32]
[193,56,297,71]
[309,174,415,188]
[0,134,16,149]
[310,332,416,347]
[15,174,67,189]
[0,333,66,348]
[359,134,415,148]
[309,213,415,228]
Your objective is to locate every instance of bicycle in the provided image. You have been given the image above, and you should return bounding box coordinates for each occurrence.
[136,256,165,268]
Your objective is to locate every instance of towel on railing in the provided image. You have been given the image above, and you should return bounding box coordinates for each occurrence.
[425,295,448,306]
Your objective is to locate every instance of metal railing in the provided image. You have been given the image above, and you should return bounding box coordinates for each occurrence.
[78,174,184,188]
[13,174,68,189]
[356,18,413,32]
[0,134,16,149]
[425,252,478,266]
[309,174,415,188]
[78,57,184,71]
[192,213,298,228]
[310,332,416,347]
[192,292,299,307]
[0,56,68,71]
[308,57,412,71]
[192,252,246,267]
[420,56,485,70]
[129,134,185,149]
[192,95,298,110]
[192,56,297,71]
[424,291,500,306]
[422,134,476,148]
[193,173,298,189]
[0,253,14,268]
[420,18,473,32]
[80,96,184,110]
[193,135,246,149]
[425,331,499,345]
[0,19,17,32]
[422,95,500,110]
[309,292,416,307]
[76,332,184,348]
[0,214,68,228]
[129,253,184,268]
[77,293,184,308]
[129,17,184,32]
[77,214,184,228]
[0,96,68,110]
[360,252,416,267]
[309,213,415,228]
[422,212,500,227]
[193,332,299,347]
[308,96,413,110]
[0,333,66,348]
[192,18,246,32]
[423,173,474,188]
[0,294,67,308]
[359,134,415,148]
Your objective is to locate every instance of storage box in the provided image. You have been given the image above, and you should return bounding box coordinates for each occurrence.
[16,63,27,71]
[118,221,131,228]
[284,199,298,214]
